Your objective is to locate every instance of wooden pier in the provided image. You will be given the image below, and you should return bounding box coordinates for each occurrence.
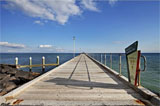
[0,54,159,105]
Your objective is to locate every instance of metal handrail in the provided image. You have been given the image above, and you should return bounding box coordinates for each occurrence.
[140,55,147,72]
[15,56,59,72]
[17,63,59,68]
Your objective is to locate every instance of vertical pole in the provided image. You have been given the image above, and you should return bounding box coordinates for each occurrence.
[57,56,59,65]
[110,53,112,68]
[42,56,45,73]
[73,36,75,58]
[29,57,32,72]
[105,54,106,65]
[101,54,102,63]
[15,57,18,68]
[74,38,75,57]
[119,54,121,75]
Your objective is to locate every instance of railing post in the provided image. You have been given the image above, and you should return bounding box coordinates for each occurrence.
[57,56,59,65]
[101,54,102,63]
[15,57,18,68]
[29,57,32,72]
[42,56,45,73]
[119,54,121,75]
[110,53,112,68]
[105,54,106,65]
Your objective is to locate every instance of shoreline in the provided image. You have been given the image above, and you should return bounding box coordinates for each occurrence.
[0,64,40,96]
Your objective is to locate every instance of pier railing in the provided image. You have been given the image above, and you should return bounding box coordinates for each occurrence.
[88,53,146,86]
[15,56,59,72]
[90,53,124,75]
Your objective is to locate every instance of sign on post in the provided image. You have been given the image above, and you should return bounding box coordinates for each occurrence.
[125,41,141,86]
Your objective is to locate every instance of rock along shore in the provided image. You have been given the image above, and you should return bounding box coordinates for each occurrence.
[0,64,40,96]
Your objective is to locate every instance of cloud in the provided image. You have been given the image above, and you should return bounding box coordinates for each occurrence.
[0,42,25,48]
[39,45,53,48]
[3,0,81,25]
[113,41,128,44]
[0,42,72,53]
[34,20,44,25]
[108,0,118,6]
[2,0,118,25]
[81,0,99,12]
[3,0,103,25]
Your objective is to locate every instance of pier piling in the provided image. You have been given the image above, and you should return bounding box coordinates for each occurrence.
[15,57,18,68]
[110,53,112,68]
[29,57,32,72]
[101,54,102,63]
[57,56,59,65]
[42,56,45,73]
[119,54,121,75]
[104,54,106,65]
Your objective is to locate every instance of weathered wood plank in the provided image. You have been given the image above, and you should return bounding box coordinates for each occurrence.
[7,54,148,105]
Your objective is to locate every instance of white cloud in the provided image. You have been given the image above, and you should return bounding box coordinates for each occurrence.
[55,47,66,52]
[109,0,118,6]
[113,41,128,44]
[34,20,44,25]
[0,42,25,48]
[4,0,81,25]
[0,42,72,53]
[2,0,118,25]
[81,0,99,12]
[39,45,53,48]
[3,0,103,25]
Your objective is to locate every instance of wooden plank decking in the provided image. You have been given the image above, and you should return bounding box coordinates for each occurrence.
[5,54,149,105]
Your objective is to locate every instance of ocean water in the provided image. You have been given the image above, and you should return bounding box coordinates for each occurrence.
[0,53,159,94]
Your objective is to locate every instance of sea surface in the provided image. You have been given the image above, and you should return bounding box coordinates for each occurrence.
[0,53,159,94]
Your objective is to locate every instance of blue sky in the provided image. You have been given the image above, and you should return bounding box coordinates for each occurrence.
[0,0,159,53]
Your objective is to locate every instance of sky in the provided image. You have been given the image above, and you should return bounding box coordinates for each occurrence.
[0,0,159,53]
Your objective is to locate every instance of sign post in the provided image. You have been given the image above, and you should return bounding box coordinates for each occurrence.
[125,41,141,86]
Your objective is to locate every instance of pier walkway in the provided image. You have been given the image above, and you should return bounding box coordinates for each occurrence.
[1,54,156,105]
